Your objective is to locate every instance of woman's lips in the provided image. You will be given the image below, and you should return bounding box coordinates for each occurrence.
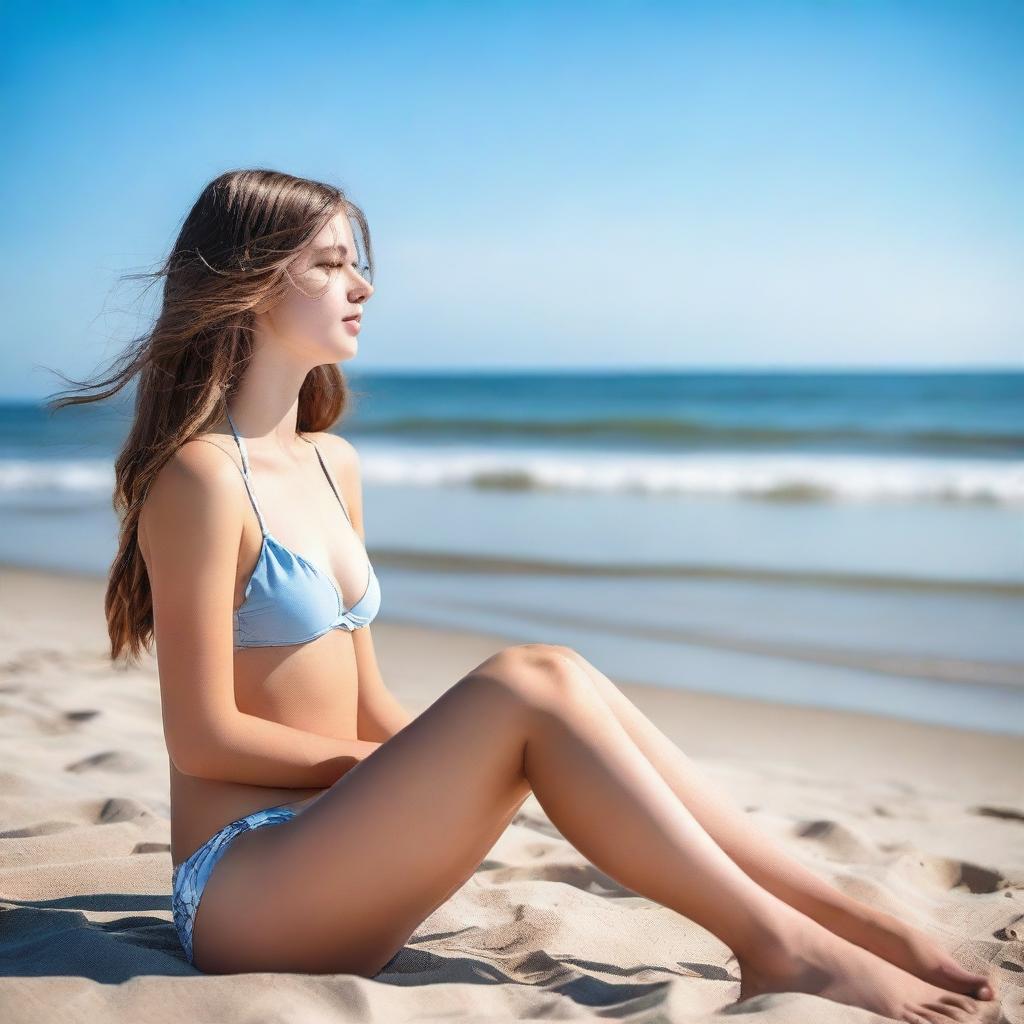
[343,317,361,335]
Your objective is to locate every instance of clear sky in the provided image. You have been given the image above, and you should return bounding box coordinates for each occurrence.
[1,0,1021,397]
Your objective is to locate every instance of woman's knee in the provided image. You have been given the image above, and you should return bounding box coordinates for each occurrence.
[473,643,592,711]
[509,642,588,677]
[533,642,588,669]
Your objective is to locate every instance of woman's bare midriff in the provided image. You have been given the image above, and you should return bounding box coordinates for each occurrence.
[170,627,361,866]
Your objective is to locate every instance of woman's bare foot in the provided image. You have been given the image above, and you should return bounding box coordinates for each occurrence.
[737,905,1001,1022]
[843,907,999,1004]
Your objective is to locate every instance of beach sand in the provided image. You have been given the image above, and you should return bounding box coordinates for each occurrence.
[0,562,1020,1022]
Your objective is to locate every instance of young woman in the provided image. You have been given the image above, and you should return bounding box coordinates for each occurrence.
[49,169,997,1021]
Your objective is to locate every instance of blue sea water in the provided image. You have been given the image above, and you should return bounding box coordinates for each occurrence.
[1,369,1021,733]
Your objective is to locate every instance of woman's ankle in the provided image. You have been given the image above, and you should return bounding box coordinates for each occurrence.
[731,898,819,971]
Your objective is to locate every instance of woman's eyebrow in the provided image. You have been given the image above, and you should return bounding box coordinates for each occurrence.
[310,244,349,258]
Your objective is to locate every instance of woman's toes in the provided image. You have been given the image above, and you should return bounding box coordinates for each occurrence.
[921,1001,970,1022]
[934,1007,974,1024]
[937,962,994,1000]
[973,980,996,1001]
[913,1009,956,1024]
[936,992,980,1013]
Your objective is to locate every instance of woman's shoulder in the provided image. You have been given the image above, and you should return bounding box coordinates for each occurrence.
[304,430,359,471]
[165,433,245,484]
[305,429,356,455]
[302,432,363,524]
[142,435,245,535]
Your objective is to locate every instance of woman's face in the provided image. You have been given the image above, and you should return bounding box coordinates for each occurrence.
[259,211,374,363]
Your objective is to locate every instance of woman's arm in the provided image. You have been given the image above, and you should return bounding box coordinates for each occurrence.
[187,708,381,787]
[317,432,418,742]
[352,626,417,742]
[143,438,380,787]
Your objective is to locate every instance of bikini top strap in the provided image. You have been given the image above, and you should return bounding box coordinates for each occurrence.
[225,408,269,537]
[301,435,353,525]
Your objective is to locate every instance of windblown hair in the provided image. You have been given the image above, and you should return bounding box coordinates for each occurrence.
[42,168,375,666]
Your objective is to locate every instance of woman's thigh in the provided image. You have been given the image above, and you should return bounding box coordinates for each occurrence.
[191,644,569,976]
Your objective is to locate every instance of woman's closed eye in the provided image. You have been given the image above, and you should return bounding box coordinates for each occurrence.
[322,261,367,274]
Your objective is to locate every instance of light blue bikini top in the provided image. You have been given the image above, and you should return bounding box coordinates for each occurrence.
[225,409,381,649]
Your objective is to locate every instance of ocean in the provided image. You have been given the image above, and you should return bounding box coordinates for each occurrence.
[1,369,1021,735]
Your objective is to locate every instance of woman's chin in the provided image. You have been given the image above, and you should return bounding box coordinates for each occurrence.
[324,338,357,361]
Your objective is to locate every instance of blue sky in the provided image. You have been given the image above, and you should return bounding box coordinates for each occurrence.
[1,0,1021,397]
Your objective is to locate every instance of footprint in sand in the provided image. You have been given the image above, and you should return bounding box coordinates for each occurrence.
[96,797,155,824]
[794,818,879,861]
[0,820,81,838]
[63,709,101,723]
[971,805,1024,824]
[131,841,171,855]
[65,750,145,774]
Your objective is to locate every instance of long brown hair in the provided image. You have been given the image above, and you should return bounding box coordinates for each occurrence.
[42,168,375,666]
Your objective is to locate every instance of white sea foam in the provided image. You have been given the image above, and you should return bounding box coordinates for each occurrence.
[0,459,114,494]
[359,447,1024,505]
[4,448,1019,505]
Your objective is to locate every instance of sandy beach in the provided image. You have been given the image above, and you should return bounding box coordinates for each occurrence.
[0,561,1020,1022]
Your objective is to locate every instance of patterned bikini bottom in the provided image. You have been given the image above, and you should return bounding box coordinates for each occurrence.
[171,803,298,966]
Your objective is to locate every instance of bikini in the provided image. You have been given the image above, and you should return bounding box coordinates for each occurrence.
[171,409,383,967]
[227,407,381,647]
